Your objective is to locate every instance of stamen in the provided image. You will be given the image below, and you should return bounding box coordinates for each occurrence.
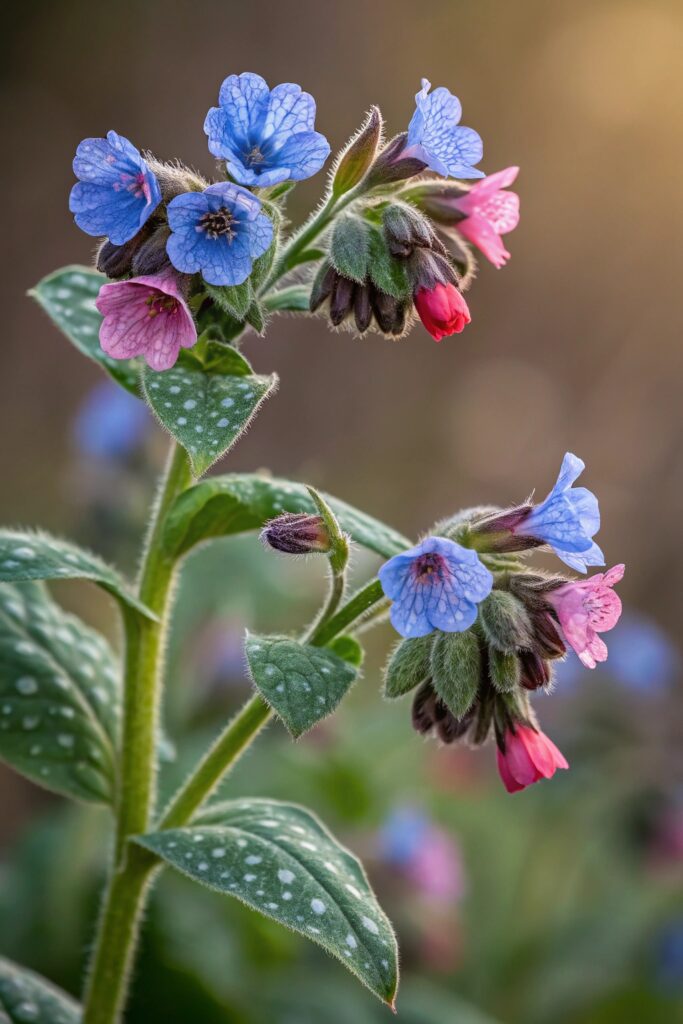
[199,207,237,241]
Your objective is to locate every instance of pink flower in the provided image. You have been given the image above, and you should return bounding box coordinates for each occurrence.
[414,282,471,341]
[452,166,520,268]
[547,565,625,669]
[95,273,197,372]
[497,725,569,794]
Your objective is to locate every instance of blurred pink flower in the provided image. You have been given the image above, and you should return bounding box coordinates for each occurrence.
[453,166,520,268]
[497,725,568,793]
[548,564,625,669]
[406,829,465,902]
[96,272,197,371]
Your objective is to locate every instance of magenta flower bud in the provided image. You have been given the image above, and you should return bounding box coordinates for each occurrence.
[496,724,568,794]
[261,513,332,556]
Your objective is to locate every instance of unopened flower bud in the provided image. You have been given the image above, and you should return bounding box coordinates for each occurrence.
[96,222,155,279]
[383,202,443,258]
[364,132,427,189]
[411,681,475,745]
[519,650,552,691]
[261,513,331,555]
[414,281,470,341]
[332,106,383,197]
[131,224,173,277]
[529,608,567,660]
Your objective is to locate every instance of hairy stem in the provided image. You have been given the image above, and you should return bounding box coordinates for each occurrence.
[83,442,192,1024]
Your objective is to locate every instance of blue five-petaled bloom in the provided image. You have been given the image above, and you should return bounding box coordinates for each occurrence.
[204,72,331,187]
[520,452,605,573]
[69,131,161,245]
[166,182,273,287]
[406,78,484,180]
[379,536,493,639]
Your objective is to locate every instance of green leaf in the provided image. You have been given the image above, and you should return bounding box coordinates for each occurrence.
[29,265,141,396]
[328,635,364,668]
[0,530,156,621]
[163,474,411,559]
[263,285,311,313]
[205,280,253,320]
[245,301,267,335]
[0,582,118,803]
[246,634,357,738]
[143,357,277,477]
[430,630,481,718]
[366,228,411,299]
[330,215,369,284]
[136,798,399,1007]
[383,635,433,699]
[479,590,532,652]
[0,956,80,1023]
[332,106,382,197]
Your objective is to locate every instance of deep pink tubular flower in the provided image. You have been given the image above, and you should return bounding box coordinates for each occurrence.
[496,725,569,794]
[452,166,520,268]
[96,273,197,371]
[414,282,471,341]
[547,564,625,669]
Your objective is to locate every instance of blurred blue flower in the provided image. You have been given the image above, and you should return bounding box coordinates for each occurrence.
[73,380,151,461]
[406,79,484,179]
[655,920,683,993]
[69,131,161,244]
[378,536,493,638]
[602,612,679,692]
[166,183,273,286]
[204,73,330,187]
[520,452,605,572]
[379,806,429,866]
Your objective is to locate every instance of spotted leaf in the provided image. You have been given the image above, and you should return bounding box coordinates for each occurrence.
[30,265,141,396]
[163,474,411,558]
[136,798,399,1007]
[142,356,277,478]
[0,957,80,1024]
[0,530,155,621]
[0,581,119,803]
[246,634,357,738]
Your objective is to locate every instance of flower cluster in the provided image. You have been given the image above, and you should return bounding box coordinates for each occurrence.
[379,454,625,794]
[69,72,519,370]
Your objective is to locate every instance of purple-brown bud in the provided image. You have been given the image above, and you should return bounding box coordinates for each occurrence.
[261,513,331,556]
[519,650,552,691]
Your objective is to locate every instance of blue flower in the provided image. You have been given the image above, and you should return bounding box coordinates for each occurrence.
[520,453,604,572]
[204,72,331,187]
[406,79,484,179]
[72,380,152,461]
[378,536,493,639]
[69,131,161,245]
[166,183,273,287]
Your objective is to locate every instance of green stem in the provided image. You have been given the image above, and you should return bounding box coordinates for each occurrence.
[308,579,384,647]
[83,442,192,1024]
[159,694,272,829]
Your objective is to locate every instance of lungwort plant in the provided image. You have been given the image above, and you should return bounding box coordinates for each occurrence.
[0,72,625,1022]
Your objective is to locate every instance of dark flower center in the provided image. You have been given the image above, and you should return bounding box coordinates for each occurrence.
[246,145,265,166]
[145,294,178,318]
[199,207,236,241]
[412,552,448,584]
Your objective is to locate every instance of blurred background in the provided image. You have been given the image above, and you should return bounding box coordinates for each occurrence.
[1,1,682,1021]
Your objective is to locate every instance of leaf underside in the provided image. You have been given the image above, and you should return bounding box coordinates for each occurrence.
[136,798,399,1005]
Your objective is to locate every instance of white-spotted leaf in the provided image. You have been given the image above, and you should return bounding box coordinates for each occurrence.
[0,530,156,621]
[30,265,142,395]
[0,957,80,1024]
[136,798,398,1006]
[163,474,411,558]
[143,359,277,478]
[246,634,358,738]
[0,581,119,803]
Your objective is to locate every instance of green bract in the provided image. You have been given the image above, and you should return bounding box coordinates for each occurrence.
[246,634,358,738]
